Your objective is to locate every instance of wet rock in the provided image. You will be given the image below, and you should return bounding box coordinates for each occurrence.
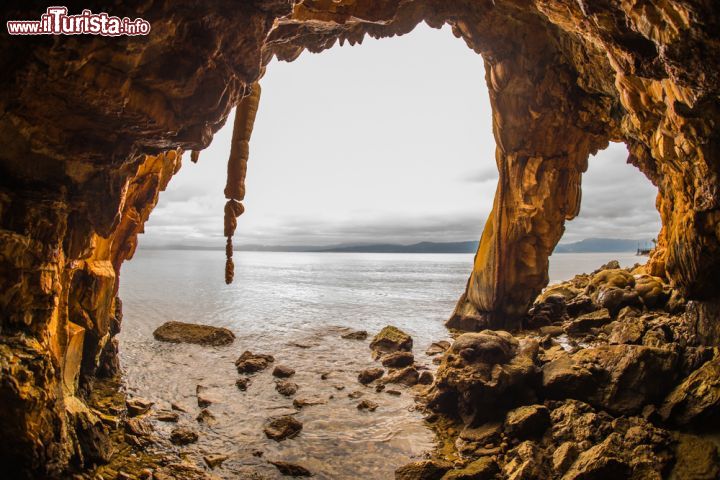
[155,411,179,422]
[426,331,538,424]
[357,400,378,411]
[565,294,596,317]
[597,287,641,316]
[442,457,498,479]
[607,316,646,345]
[671,434,720,479]
[126,397,154,417]
[269,460,312,477]
[551,441,578,474]
[418,371,433,385]
[204,453,228,469]
[504,404,550,440]
[275,380,298,397]
[542,345,678,415]
[370,326,413,359]
[342,330,368,340]
[264,415,302,441]
[153,321,235,346]
[154,462,209,480]
[235,351,274,374]
[170,427,198,445]
[196,385,213,408]
[564,308,611,335]
[538,325,564,336]
[348,390,363,399]
[383,366,419,387]
[455,422,502,456]
[375,384,386,392]
[171,402,188,413]
[358,367,384,385]
[333,384,345,391]
[426,341,451,356]
[502,440,549,479]
[196,408,216,425]
[124,418,153,437]
[395,459,453,480]
[381,351,415,369]
[293,397,326,409]
[386,389,401,396]
[660,356,720,428]
[236,377,250,391]
[272,365,295,378]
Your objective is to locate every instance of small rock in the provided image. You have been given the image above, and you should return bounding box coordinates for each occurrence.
[236,377,250,391]
[269,460,312,477]
[370,326,413,359]
[273,365,296,378]
[386,389,401,396]
[333,384,345,391]
[264,415,303,441]
[293,397,326,409]
[425,341,451,356]
[170,402,187,413]
[196,385,212,408]
[418,371,433,385]
[357,400,378,411]
[320,372,330,380]
[235,351,274,374]
[170,427,198,445]
[443,457,498,479]
[504,404,551,439]
[381,351,415,369]
[125,418,153,437]
[276,380,299,397]
[204,453,228,469]
[126,397,154,417]
[155,411,179,423]
[375,384,386,392]
[552,441,578,473]
[342,330,368,340]
[153,321,235,346]
[565,308,612,335]
[196,408,216,425]
[358,367,384,385]
[395,459,452,479]
[383,366,419,387]
[348,390,363,399]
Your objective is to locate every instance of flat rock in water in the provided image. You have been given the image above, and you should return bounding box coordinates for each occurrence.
[170,426,198,445]
[341,330,368,340]
[276,380,298,396]
[270,460,312,477]
[357,400,378,411]
[273,365,296,378]
[264,415,303,441]
[370,326,413,358]
[153,321,235,346]
[293,397,326,409]
[235,351,275,374]
[155,411,179,422]
[426,340,451,356]
[126,397,154,417]
[358,367,384,385]
[203,454,228,469]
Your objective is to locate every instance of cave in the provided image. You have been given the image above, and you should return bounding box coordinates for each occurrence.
[1,1,719,478]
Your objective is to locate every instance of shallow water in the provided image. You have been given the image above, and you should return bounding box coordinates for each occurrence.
[118,250,641,478]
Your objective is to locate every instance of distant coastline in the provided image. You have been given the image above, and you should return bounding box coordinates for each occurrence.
[143,237,654,254]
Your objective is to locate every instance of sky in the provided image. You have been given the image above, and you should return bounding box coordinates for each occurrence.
[140,23,661,249]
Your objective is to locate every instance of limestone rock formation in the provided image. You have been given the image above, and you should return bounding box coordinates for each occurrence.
[0,1,719,477]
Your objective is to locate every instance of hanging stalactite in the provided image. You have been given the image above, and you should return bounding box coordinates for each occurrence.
[223,82,261,284]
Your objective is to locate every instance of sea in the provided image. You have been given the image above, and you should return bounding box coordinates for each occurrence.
[118,250,641,479]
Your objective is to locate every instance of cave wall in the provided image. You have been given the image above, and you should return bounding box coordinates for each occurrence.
[0,0,718,477]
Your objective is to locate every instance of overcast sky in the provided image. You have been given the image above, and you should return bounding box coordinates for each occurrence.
[140,24,660,248]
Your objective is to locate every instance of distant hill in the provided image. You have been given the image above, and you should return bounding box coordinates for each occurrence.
[150,238,652,254]
[553,238,651,253]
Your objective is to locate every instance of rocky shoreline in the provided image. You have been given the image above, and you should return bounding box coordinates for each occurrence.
[76,261,720,479]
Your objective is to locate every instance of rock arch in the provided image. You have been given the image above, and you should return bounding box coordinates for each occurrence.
[0,1,718,476]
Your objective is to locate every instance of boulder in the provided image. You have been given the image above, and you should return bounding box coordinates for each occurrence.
[542,345,679,415]
[670,434,720,480]
[381,351,415,368]
[564,309,611,335]
[358,367,384,385]
[272,365,296,378]
[264,415,303,441]
[370,326,413,359]
[552,442,578,474]
[395,459,453,480]
[235,351,274,374]
[153,321,235,346]
[270,461,312,477]
[607,316,647,344]
[383,366,419,387]
[170,427,198,445]
[634,275,668,309]
[442,457,498,479]
[502,441,549,479]
[660,356,720,428]
[504,404,551,440]
[276,380,298,397]
[357,400,378,411]
[426,331,539,424]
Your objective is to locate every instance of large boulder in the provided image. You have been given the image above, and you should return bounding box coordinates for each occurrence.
[660,356,720,428]
[426,331,539,424]
[153,321,235,346]
[542,345,679,415]
[370,326,413,359]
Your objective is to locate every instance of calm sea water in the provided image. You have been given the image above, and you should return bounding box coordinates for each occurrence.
[118,250,640,478]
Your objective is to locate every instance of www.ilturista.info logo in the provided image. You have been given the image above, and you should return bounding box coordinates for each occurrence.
[7,6,151,36]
